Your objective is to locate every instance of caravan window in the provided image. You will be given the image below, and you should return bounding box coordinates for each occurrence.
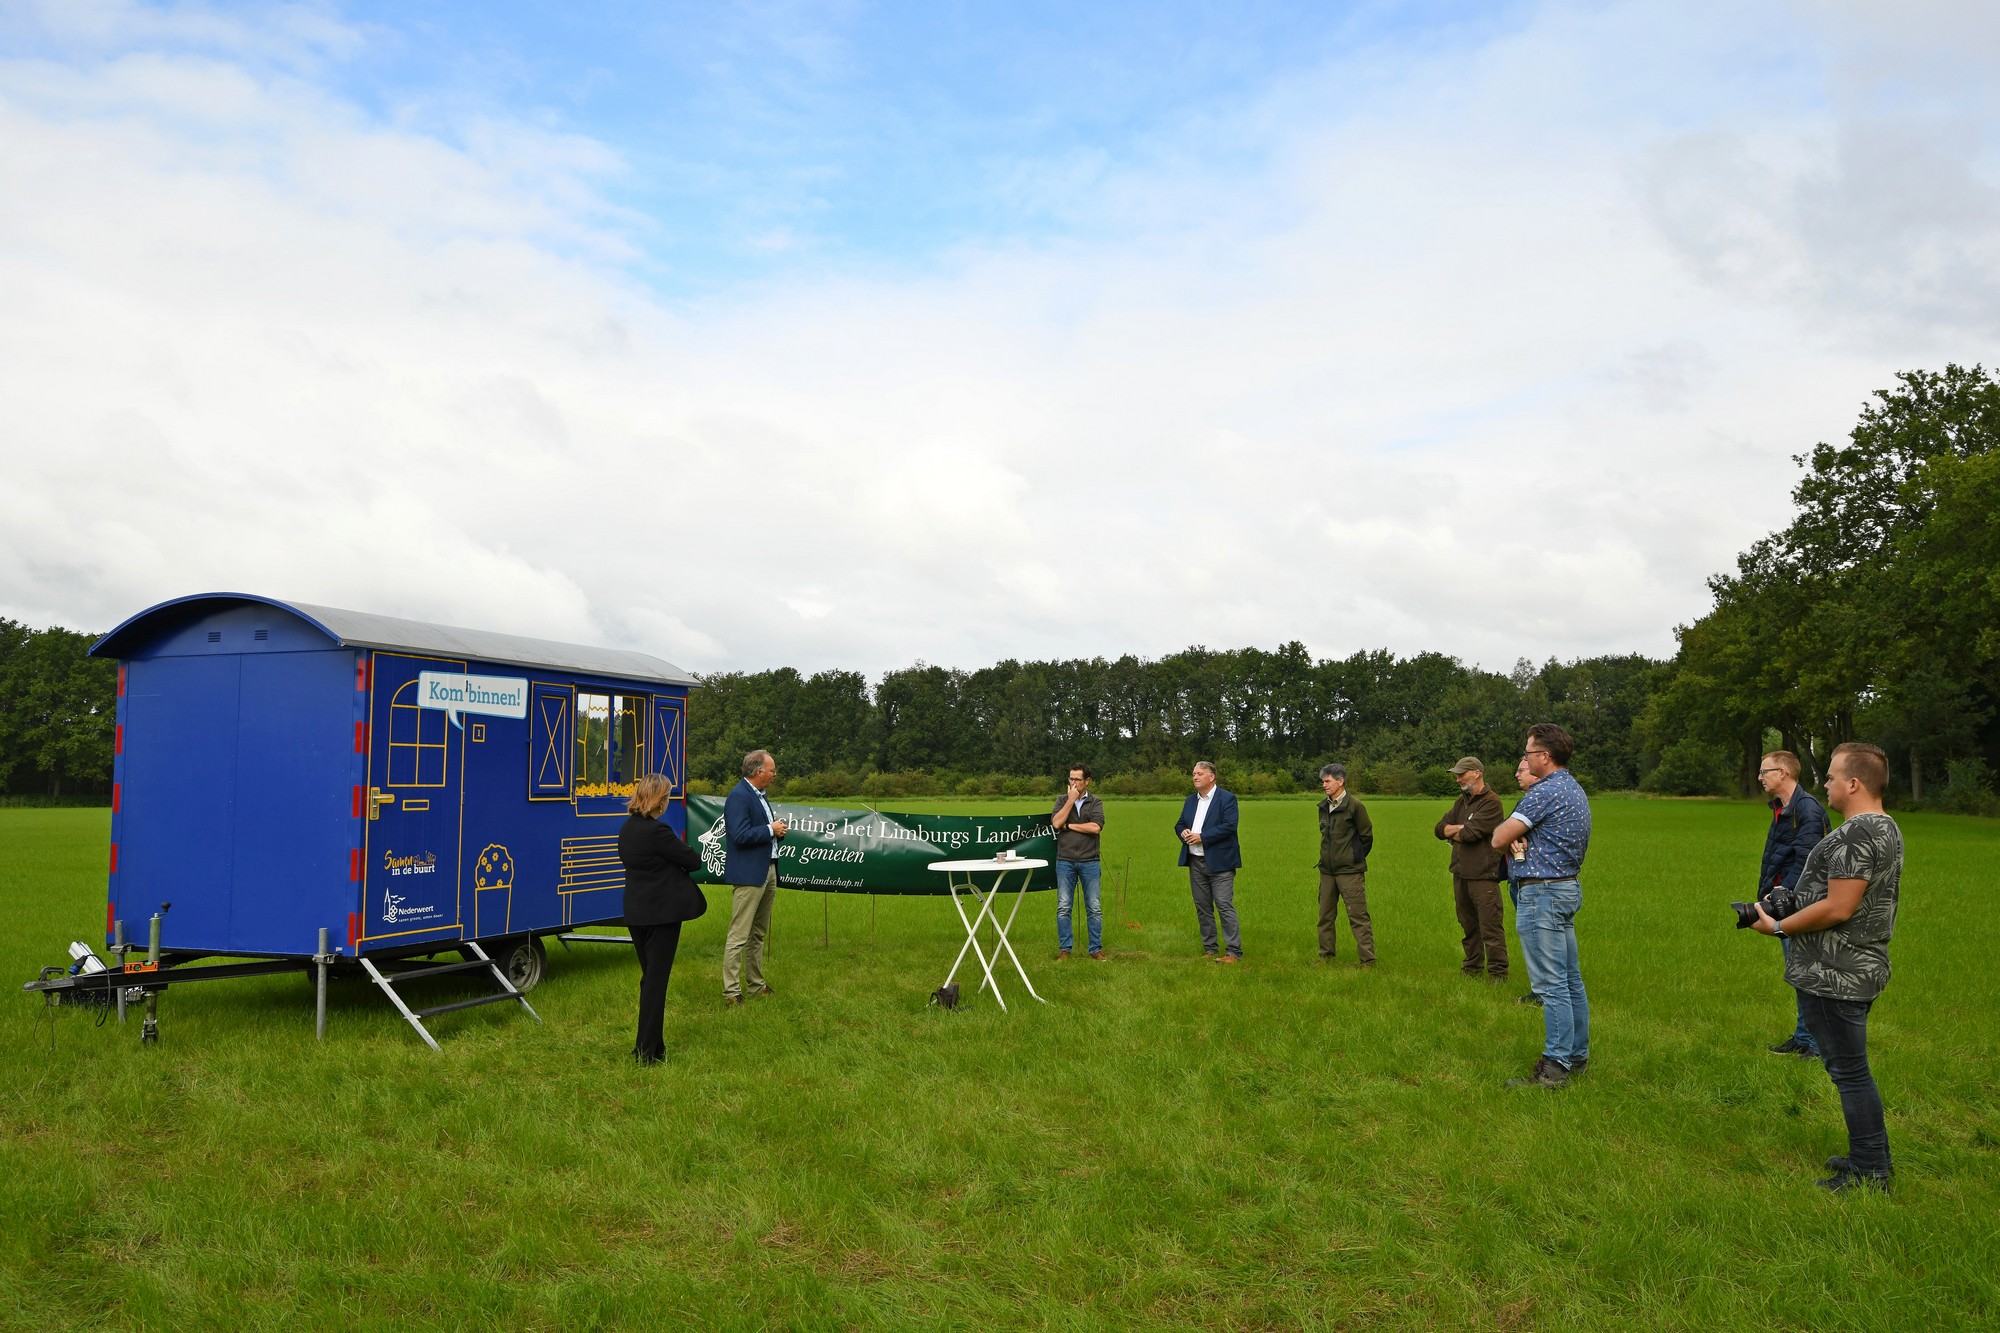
[387,679,449,787]
[574,692,647,797]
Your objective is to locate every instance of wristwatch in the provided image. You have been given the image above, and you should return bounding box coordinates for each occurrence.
[1773,925,1788,940]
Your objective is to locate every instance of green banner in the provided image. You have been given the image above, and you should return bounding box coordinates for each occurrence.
[685,795,1057,895]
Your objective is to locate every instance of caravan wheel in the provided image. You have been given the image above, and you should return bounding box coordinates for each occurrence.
[485,936,547,992]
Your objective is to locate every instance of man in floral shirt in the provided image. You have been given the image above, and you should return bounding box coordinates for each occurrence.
[1752,741,1902,1191]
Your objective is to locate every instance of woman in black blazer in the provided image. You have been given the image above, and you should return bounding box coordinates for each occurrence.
[617,773,708,1064]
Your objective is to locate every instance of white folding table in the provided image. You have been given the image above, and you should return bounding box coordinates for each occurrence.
[928,856,1049,1011]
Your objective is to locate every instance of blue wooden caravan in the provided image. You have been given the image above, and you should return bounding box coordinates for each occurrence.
[91,593,697,995]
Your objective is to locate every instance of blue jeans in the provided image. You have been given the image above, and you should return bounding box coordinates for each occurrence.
[1056,860,1102,953]
[1779,936,1819,1053]
[1517,879,1589,1068]
[1798,990,1891,1177]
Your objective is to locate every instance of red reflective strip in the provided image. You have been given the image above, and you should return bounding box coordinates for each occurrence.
[347,913,360,946]
[112,784,121,814]
[116,725,124,755]
[354,721,367,753]
[109,843,119,873]
[107,902,116,934]
[350,849,362,881]
[117,666,127,697]
[351,785,364,818]
[356,657,367,690]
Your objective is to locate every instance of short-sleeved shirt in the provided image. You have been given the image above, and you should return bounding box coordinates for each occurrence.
[1510,767,1591,880]
[1784,812,1902,1002]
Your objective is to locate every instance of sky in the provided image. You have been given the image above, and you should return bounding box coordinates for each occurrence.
[2,0,1997,679]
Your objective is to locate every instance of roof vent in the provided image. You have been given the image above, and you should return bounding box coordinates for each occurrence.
[254,629,269,641]
[207,631,222,643]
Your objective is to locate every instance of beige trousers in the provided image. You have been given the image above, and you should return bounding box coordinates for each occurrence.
[722,864,777,998]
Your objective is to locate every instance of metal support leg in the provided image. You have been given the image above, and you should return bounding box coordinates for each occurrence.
[943,874,1007,1011]
[140,909,162,1045]
[315,927,330,1041]
[990,872,1046,1004]
[113,919,126,1024]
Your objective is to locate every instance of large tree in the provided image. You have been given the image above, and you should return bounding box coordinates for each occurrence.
[1654,364,2000,795]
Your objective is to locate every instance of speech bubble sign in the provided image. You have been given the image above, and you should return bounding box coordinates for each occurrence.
[416,671,530,729]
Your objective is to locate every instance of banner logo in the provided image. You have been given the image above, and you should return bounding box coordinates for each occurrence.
[697,814,729,878]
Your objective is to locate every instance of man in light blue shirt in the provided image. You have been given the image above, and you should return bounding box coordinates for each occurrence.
[1491,723,1592,1088]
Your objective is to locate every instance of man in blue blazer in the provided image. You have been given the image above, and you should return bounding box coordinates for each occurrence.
[1175,760,1243,961]
[722,748,788,1004]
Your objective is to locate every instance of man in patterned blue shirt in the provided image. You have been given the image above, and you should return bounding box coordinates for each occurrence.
[1490,723,1592,1088]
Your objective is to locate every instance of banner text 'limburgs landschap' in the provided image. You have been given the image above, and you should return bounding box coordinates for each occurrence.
[684,796,1056,895]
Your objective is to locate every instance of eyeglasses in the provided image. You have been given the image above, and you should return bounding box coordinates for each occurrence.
[1757,768,1782,777]
[1523,747,1549,758]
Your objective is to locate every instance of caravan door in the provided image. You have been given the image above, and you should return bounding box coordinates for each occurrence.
[361,652,466,947]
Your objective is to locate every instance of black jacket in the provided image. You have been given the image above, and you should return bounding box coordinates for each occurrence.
[618,813,708,926]
[1759,787,1829,892]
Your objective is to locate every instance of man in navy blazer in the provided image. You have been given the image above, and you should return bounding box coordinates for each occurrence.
[722,748,788,1004]
[1175,760,1243,961]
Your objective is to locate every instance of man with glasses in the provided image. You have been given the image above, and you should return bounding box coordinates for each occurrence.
[1490,724,1592,1088]
[1756,751,1829,1058]
[1051,763,1107,961]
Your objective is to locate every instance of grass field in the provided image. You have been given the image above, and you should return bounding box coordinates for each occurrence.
[2,797,1997,1331]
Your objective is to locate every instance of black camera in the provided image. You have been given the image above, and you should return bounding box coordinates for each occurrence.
[1731,888,1800,930]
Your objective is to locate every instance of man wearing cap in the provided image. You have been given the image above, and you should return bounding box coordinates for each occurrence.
[1434,757,1507,981]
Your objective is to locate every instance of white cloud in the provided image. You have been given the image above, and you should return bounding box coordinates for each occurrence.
[2,0,1996,682]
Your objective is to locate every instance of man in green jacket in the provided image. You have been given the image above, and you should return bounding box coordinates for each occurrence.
[1434,756,1507,980]
[1316,763,1376,966]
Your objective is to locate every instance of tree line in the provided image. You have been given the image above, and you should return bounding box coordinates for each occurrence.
[0,622,116,798]
[6,364,1995,809]
[687,649,1665,799]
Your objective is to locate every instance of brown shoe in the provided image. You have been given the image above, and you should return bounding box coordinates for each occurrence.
[724,995,744,1007]
[1056,949,1071,960]
[1089,950,1106,961]
[1219,954,1240,964]
[750,986,775,998]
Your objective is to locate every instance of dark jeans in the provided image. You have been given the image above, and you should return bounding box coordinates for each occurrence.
[631,920,683,1062]
[1798,990,1891,1177]
[1778,936,1818,1052]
